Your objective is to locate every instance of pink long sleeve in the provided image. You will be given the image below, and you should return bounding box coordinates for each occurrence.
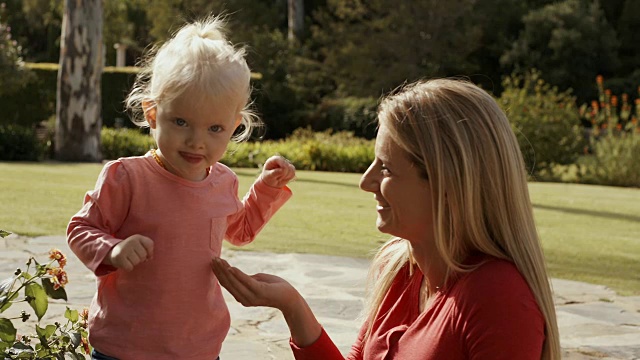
[66,155,293,360]
[225,177,292,246]
[67,160,129,275]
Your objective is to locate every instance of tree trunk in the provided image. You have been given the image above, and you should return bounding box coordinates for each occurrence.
[288,0,304,42]
[55,0,103,162]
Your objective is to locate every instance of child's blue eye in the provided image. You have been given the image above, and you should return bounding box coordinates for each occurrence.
[175,118,187,126]
[209,125,223,133]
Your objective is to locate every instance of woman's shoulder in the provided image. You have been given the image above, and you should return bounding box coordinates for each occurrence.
[452,255,538,308]
[461,256,530,291]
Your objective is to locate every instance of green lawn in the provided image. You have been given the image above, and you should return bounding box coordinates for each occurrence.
[1,162,639,295]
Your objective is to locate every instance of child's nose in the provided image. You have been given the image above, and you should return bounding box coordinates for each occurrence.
[186,130,206,148]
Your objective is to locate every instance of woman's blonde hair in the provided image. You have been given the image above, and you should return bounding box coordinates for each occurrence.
[125,15,260,141]
[363,79,560,359]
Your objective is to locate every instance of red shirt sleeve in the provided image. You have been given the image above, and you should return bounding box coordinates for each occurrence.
[290,327,352,360]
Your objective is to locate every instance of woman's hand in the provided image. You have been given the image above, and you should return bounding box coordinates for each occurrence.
[210,257,296,310]
[211,257,323,347]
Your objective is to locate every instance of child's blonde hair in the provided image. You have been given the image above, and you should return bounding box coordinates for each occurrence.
[125,15,259,141]
[363,79,561,359]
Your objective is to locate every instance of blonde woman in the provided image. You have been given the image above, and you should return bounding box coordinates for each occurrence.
[211,79,561,359]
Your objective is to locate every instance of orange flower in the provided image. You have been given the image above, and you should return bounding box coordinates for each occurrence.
[632,117,638,125]
[602,123,608,129]
[616,123,622,131]
[47,267,68,290]
[81,336,90,354]
[605,89,612,96]
[622,93,628,103]
[48,249,67,268]
[80,307,89,320]
[611,96,618,107]
[635,98,640,105]
[596,75,603,84]
[591,100,599,110]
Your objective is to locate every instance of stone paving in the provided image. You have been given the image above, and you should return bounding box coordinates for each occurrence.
[2,235,639,360]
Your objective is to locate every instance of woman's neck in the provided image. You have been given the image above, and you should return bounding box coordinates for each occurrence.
[410,239,448,301]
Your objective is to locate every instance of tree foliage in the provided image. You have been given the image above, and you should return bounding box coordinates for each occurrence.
[311,0,481,97]
[501,0,619,101]
[615,0,640,75]
[3,0,638,141]
[0,4,32,97]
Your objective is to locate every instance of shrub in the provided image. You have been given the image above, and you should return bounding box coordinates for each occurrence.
[570,75,640,187]
[101,127,155,160]
[222,128,374,173]
[579,74,639,143]
[0,125,44,161]
[579,134,640,187]
[0,230,90,359]
[497,70,584,176]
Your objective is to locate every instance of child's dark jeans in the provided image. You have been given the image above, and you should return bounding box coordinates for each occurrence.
[92,349,220,360]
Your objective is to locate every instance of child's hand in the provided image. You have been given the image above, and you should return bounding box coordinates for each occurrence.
[106,235,154,271]
[260,155,296,188]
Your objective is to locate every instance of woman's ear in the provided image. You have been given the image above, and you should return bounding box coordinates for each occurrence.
[142,100,157,129]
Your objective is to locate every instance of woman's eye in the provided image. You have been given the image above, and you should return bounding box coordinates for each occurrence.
[175,118,187,126]
[209,125,223,133]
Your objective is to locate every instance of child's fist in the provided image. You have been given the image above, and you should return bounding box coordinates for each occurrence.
[106,235,154,271]
[260,156,296,189]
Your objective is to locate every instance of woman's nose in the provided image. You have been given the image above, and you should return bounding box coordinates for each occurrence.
[359,162,379,193]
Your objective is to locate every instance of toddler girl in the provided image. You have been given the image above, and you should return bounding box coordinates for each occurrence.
[67,15,295,360]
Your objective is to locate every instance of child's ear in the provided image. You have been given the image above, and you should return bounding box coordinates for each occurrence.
[142,100,157,128]
[234,114,243,129]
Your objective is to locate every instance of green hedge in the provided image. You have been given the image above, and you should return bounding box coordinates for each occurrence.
[0,63,138,128]
[101,127,156,160]
[0,125,45,161]
[99,127,375,173]
[0,66,56,127]
[222,128,374,173]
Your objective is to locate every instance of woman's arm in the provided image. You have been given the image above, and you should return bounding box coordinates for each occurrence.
[210,257,322,346]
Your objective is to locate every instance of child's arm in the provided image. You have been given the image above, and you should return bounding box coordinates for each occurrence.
[225,156,295,245]
[259,156,296,189]
[67,161,152,274]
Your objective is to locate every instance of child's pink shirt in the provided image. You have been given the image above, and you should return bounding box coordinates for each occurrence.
[67,153,292,360]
